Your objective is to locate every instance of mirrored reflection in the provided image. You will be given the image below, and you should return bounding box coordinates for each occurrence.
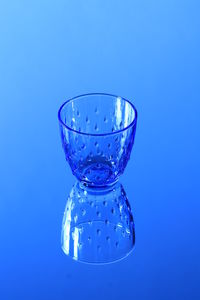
[61,181,135,264]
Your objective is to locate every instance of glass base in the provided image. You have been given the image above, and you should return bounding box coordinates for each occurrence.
[79,177,119,190]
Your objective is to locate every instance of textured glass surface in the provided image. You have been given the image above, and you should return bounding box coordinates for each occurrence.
[62,182,135,264]
[58,93,137,187]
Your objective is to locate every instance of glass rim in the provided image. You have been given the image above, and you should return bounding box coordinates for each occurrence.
[58,92,137,137]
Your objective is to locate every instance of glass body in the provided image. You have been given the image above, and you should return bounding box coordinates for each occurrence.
[58,93,137,188]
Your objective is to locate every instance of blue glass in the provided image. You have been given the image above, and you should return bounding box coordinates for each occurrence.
[62,181,135,264]
[58,93,137,188]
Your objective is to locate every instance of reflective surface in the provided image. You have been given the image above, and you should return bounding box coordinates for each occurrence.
[62,182,135,263]
[1,1,200,300]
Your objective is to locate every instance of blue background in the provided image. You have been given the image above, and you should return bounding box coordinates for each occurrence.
[0,1,200,299]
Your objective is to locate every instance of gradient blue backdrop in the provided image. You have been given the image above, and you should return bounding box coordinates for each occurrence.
[0,1,200,299]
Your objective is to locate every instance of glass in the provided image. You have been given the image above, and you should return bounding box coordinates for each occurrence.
[58,93,137,188]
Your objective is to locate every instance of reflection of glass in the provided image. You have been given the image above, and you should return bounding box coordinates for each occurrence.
[61,182,135,264]
[58,93,137,188]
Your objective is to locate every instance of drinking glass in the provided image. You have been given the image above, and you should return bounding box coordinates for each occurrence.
[58,93,137,188]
